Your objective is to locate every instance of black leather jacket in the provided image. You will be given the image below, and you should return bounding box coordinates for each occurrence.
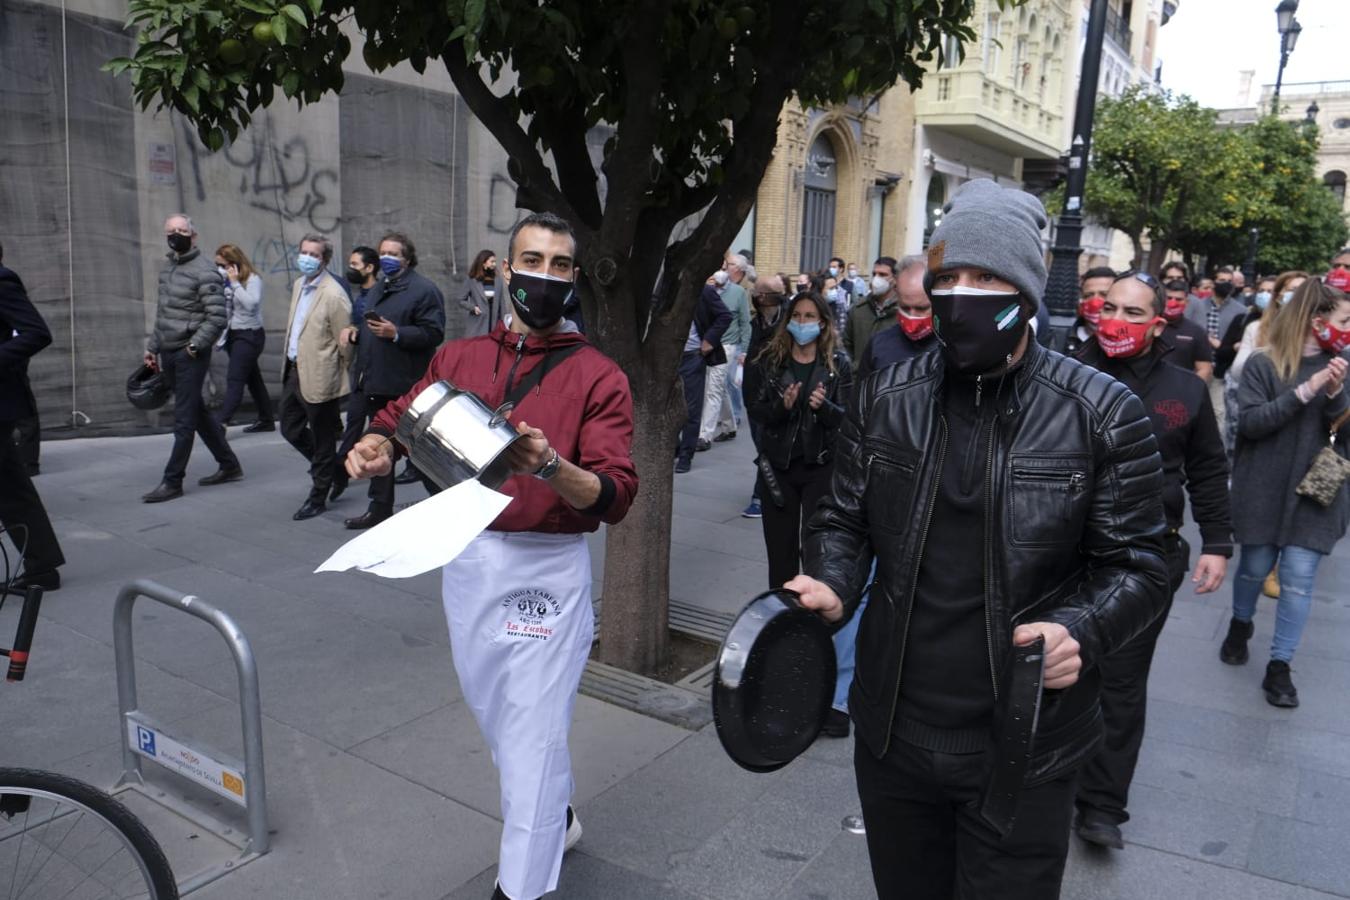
[747,349,852,469]
[804,340,1169,784]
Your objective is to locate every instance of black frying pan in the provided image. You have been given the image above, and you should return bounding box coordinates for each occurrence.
[712,590,837,773]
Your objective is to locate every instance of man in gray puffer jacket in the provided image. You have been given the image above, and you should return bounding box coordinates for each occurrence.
[141,214,241,503]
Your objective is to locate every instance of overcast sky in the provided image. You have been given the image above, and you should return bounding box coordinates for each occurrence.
[1155,0,1347,110]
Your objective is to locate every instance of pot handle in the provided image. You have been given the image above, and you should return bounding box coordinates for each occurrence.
[489,401,515,428]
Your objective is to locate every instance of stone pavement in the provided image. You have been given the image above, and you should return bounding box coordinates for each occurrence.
[2,425,1349,899]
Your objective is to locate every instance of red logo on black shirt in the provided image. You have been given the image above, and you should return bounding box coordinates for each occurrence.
[1153,399,1188,432]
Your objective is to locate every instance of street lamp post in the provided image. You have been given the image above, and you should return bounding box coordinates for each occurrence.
[1044,0,1111,350]
[1272,0,1301,115]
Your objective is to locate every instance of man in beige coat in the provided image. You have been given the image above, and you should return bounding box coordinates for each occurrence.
[280,234,353,520]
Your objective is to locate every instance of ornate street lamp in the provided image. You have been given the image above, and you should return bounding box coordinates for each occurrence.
[1273,1,1301,115]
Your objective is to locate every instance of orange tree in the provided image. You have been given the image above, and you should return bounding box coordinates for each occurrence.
[108,0,991,673]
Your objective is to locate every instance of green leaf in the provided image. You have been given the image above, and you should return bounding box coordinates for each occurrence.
[307,0,322,16]
[281,4,308,28]
[271,14,289,45]
[205,127,225,152]
[182,83,200,112]
[234,0,276,15]
[281,70,301,97]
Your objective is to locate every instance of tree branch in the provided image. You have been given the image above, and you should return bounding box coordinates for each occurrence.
[535,107,604,229]
[439,44,589,242]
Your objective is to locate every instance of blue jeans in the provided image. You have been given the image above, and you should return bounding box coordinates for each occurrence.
[833,562,876,712]
[1232,544,1324,663]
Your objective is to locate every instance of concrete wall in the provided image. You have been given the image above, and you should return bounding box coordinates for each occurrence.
[2,0,525,436]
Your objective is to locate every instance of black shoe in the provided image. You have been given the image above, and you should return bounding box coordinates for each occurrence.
[345,509,390,530]
[821,709,850,738]
[394,463,420,485]
[713,430,737,443]
[1262,660,1299,708]
[695,438,712,452]
[674,457,692,474]
[490,884,509,900]
[12,568,60,592]
[198,466,244,486]
[293,500,326,521]
[1074,810,1125,850]
[1219,617,1254,665]
[242,421,275,433]
[24,465,39,477]
[329,479,348,502]
[142,482,183,503]
[564,805,582,853]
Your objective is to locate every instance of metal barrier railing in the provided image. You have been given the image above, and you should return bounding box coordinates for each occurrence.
[112,579,270,892]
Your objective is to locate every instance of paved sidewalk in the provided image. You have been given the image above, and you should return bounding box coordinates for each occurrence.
[3,426,1349,899]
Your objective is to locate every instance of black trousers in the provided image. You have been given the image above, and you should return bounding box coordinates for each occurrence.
[676,350,706,462]
[335,390,401,512]
[279,364,342,504]
[855,738,1076,900]
[758,458,833,588]
[216,328,274,425]
[0,420,65,573]
[160,346,238,487]
[1075,536,1189,824]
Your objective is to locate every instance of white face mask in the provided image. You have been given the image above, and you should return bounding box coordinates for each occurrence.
[713,270,729,287]
[870,276,892,296]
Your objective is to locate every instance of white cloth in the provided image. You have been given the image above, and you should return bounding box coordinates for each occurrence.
[443,530,592,900]
[287,276,320,361]
[699,342,739,441]
[315,479,511,578]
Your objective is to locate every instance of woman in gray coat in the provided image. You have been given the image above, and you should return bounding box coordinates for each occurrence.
[1220,278,1350,707]
[458,249,502,337]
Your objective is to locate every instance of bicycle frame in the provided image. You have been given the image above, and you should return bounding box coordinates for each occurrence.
[1,585,43,682]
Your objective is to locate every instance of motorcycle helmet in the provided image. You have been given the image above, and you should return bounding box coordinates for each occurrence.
[126,363,172,411]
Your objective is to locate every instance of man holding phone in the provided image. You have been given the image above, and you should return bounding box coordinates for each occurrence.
[335,231,445,529]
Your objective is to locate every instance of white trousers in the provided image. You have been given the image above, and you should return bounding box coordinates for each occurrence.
[699,342,739,441]
[442,530,593,900]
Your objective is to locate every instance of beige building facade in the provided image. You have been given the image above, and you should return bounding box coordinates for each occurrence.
[739,90,916,279]
[1267,81,1350,219]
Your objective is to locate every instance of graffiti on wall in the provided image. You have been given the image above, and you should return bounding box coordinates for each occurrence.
[178,114,340,234]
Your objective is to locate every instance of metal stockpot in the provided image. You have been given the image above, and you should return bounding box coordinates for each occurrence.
[395,380,522,490]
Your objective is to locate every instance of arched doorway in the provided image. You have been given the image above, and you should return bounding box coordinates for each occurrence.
[1325,170,1347,210]
[800,132,839,273]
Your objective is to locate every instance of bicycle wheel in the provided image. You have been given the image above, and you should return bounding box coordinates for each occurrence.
[0,768,178,899]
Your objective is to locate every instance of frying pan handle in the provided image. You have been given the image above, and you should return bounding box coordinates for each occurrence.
[490,401,515,428]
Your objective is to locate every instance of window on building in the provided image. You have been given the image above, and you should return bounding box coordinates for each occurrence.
[982,13,1001,74]
[1326,171,1347,209]
[937,76,951,101]
[1013,34,1028,91]
[941,32,962,69]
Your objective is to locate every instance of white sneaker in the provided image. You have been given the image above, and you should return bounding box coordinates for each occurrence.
[563,806,582,854]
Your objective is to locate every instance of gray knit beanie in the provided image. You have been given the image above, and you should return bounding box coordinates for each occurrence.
[926,179,1049,306]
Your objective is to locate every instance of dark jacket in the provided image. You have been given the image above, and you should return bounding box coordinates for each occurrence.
[803,340,1169,783]
[149,247,226,354]
[747,349,852,470]
[355,267,446,397]
[692,285,732,367]
[371,321,637,534]
[1232,350,1350,554]
[1214,308,1259,379]
[0,266,52,423]
[854,324,937,384]
[1078,335,1233,556]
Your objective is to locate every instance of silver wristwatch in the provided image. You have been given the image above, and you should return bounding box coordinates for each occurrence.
[532,448,562,480]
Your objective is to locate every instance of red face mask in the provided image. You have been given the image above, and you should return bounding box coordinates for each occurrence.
[1194,288,1213,300]
[1314,320,1350,354]
[898,310,934,342]
[1326,268,1350,292]
[1077,296,1105,327]
[1097,317,1162,358]
[1163,297,1188,322]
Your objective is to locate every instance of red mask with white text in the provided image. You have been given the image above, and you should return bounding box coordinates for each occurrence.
[1314,321,1350,354]
[1194,289,1214,300]
[1097,317,1162,358]
[898,310,934,342]
[1326,269,1350,292]
[1077,296,1105,327]
[1163,298,1187,322]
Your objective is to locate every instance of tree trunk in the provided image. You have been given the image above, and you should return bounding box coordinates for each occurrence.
[1145,238,1170,276]
[1129,233,1145,270]
[597,356,685,675]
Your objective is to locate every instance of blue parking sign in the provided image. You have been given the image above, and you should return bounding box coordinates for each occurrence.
[136,725,156,756]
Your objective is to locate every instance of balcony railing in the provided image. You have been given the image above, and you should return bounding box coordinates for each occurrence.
[1105,6,1132,53]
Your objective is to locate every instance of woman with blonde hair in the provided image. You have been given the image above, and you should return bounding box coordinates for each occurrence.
[1223,271,1308,455]
[212,243,274,431]
[1220,277,1350,707]
[746,290,851,588]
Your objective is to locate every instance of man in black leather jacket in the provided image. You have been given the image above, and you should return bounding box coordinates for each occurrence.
[789,179,1170,899]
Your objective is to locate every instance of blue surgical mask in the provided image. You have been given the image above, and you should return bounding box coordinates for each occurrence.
[296,254,322,276]
[1282,290,1294,305]
[787,321,821,345]
[1254,291,1272,310]
[826,288,841,302]
[379,255,403,276]
[828,266,839,278]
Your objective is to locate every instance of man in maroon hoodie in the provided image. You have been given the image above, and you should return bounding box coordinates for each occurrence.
[347,213,637,900]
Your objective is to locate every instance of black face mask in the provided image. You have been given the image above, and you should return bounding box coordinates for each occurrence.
[930,288,1029,375]
[346,267,367,285]
[1213,281,1235,299]
[508,266,575,329]
[167,233,192,254]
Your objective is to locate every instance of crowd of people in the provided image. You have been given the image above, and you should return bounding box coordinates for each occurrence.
[3,191,1349,899]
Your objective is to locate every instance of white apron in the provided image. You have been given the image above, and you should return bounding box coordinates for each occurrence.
[441,529,593,900]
